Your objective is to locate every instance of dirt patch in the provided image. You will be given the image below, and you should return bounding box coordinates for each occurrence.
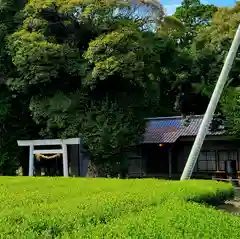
[217,201,240,215]
[217,188,240,215]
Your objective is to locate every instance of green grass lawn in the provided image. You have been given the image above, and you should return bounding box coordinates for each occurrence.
[0,177,239,238]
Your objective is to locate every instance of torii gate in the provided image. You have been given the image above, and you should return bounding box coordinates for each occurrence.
[17,138,81,177]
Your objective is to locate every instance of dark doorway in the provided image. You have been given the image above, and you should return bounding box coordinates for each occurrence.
[35,156,63,176]
[142,144,169,175]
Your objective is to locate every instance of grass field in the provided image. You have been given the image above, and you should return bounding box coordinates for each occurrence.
[0,177,239,238]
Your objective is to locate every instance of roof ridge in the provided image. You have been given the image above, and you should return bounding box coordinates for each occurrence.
[145,115,204,120]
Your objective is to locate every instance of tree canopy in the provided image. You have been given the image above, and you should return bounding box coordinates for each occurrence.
[1,0,240,175]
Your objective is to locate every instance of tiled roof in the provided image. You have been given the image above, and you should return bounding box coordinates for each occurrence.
[143,115,225,144]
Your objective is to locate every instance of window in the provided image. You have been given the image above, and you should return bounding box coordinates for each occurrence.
[207,151,217,171]
[195,150,239,173]
[218,151,228,171]
[218,151,238,171]
[197,151,216,172]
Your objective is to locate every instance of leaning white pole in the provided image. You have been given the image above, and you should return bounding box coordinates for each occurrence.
[181,25,240,180]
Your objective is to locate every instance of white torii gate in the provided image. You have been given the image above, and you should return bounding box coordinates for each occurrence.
[17,138,81,177]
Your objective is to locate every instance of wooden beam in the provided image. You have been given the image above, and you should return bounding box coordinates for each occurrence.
[179,135,230,142]
[33,149,63,155]
[17,138,80,146]
[63,138,81,145]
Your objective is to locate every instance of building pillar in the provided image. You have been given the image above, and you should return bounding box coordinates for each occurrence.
[62,143,69,177]
[70,145,80,176]
[29,144,34,176]
[168,148,172,178]
[237,148,240,171]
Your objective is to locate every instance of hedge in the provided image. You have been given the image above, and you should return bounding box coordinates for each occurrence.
[0,177,237,238]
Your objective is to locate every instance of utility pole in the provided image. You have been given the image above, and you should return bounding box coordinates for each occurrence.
[181,25,240,180]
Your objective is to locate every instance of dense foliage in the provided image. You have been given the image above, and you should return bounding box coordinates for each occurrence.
[0,177,236,238]
[1,0,240,174]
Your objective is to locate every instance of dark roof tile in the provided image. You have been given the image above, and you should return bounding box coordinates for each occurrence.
[143,115,225,144]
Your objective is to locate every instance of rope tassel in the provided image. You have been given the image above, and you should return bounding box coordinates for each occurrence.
[36,154,61,160]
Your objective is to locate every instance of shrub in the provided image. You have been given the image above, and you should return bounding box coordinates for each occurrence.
[0,177,237,238]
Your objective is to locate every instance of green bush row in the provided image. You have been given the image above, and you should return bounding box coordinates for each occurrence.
[80,200,240,239]
[0,177,236,238]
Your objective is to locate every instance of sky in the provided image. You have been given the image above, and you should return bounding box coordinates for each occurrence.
[161,0,236,15]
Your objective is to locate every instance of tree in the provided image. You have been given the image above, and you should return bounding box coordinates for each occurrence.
[8,0,177,176]
[0,0,39,175]
[170,0,218,116]
[174,0,217,47]
[193,3,240,136]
